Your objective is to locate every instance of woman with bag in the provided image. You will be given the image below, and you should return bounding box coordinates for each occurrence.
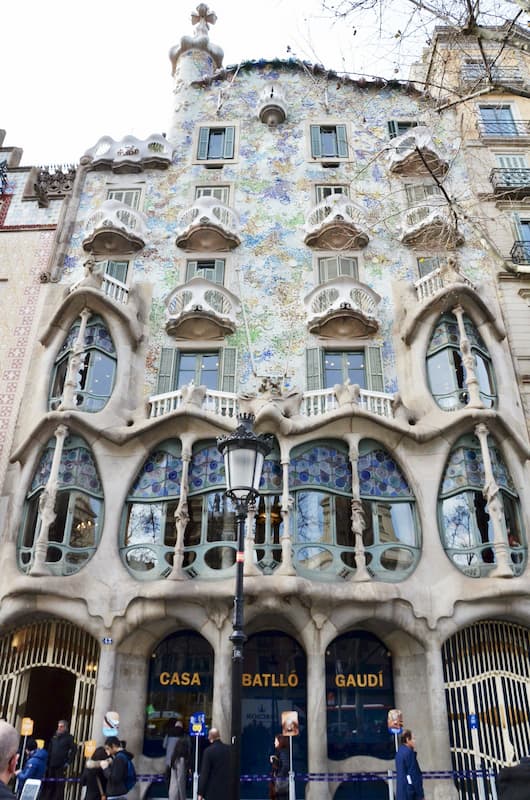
[80,746,108,800]
[269,734,289,799]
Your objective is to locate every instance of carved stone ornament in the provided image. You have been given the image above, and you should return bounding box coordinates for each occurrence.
[34,165,76,208]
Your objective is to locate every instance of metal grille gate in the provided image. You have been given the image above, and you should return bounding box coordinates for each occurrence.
[0,619,100,800]
[442,620,530,800]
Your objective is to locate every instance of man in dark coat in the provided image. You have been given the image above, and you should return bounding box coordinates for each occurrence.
[197,728,230,800]
[46,721,76,800]
[103,737,135,800]
[395,729,424,800]
[497,757,530,800]
[0,721,20,800]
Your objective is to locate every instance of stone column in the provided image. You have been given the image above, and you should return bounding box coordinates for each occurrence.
[306,629,331,800]
[475,423,512,578]
[169,448,191,580]
[452,305,483,409]
[244,501,260,576]
[424,641,459,800]
[211,621,232,740]
[60,308,92,410]
[91,641,117,740]
[345,435,370,582]
[30,423,69,576]
[277,460,295,575]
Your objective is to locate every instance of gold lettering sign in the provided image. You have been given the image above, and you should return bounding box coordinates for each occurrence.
[159,672,201,686]
[242,673,299,688]
[334,671,384,688]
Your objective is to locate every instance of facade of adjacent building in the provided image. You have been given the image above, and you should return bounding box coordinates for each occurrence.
[1,9,529,800]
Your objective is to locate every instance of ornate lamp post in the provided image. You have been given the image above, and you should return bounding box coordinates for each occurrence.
[217,414,271,800]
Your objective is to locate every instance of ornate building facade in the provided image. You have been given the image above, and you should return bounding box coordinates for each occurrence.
[1,9,529,800]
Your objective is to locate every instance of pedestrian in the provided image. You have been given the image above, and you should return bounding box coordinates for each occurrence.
[46,721,76,800]
[103,737,135,800]
[163,717,183,784]
[395,730,424,800]
[0,721,20,800]
[269,734,289,799]
[168,722,191,800]
[197,728,230,800]
[79,747,108,800]
[496,755,530,800]
[16,738,48,795]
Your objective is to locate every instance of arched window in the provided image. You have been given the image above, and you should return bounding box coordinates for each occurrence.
[439,434,526,577]
[121,442,182,579]
[290,441,354,580]
[184,442,236,577]
[49,315,117,412]
[427,313,495,410]
[254,440,283,573]
[359,440,419,580]
[18,435,103,575]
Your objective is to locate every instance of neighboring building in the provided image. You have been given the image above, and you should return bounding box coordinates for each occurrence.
[0,9,529,800]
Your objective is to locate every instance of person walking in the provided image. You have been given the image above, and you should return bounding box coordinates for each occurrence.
[0,722,20,800]
[79,746,108,800]
[269,734,289,799]
[16,738,48,796]
[168,722,191,800]
[103,737,135,800]
[46,721,76,800]
[197,729,230,800]
[395,730,424,800]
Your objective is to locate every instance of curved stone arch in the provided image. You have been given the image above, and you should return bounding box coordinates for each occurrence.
[0,616,99,779]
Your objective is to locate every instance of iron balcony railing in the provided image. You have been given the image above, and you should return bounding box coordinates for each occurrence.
[489,167,530,194]
[510,241,530,265]
[462,65,525,83]
[477,119,530,138]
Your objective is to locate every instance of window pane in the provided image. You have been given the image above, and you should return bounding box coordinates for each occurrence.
[206,492,236,542]
[320,127,338,157]
[85,352,116,397]
[126,503,163,545]
[199,354,219,390]
[207,129,225,159]
[70,495,100,548]
[345,353,365,386]
[323,353,344,387]
[177,354,198,387]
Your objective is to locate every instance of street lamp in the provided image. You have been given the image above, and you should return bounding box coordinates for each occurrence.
[217,413,272,800]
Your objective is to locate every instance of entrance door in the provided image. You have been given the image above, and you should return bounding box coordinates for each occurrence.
[22,667,76,746]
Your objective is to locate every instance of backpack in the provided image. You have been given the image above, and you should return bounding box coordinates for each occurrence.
[117,751,137,792]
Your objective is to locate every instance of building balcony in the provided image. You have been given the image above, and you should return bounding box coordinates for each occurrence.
[510,241,530,265]
[68,263,130,305]
[304,276,381,338]
[489,168,530,199]
[388,125,448,177]
[477,119,530,140]
[304,194,369,250]
[461,64,525,87]
[148,384,395,421]
[82,200,147,256]
[257,83,287,127]
[165,276,241,339]
[413,261,475,303]
[81,134,174,172]
[400,196,464,249]
[175,196,241,252]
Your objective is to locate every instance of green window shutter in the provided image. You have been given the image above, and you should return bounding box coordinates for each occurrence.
[306,347,323,390]
[197,127,210,160]
[186,260,198,281]
[105,260,129,282]
[223,127,235,159]
[366,346,384,392]
[156,347,178,394]
[336,125,348,157]
[220,347,237,392]
[310,125,322,158]
[213,259,225,284]
[388,120,399,139]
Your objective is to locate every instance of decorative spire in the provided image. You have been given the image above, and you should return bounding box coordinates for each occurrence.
[169,4,224,76]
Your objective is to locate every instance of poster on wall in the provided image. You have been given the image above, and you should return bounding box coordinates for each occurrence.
[103,711,120,737]
[281,711,299,736]
[387,709,403,735]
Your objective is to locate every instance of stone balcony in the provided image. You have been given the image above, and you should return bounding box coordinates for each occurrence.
[304,276,381,338]
[165,276,241,339]
[81,134,174,172]
[388,125,448,177]
[304,194,369,250]
[413,261,475,303]
[400,195,464,249]
[82,200,147,256]
[148,383,396,422]
[489,168,530,199]
[175,196,241,252]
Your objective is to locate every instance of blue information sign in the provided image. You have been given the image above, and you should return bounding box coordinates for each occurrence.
[468,713,478,730]
[190,713,207,737]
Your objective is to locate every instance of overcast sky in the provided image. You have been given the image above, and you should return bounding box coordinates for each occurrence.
[2,0,437,166]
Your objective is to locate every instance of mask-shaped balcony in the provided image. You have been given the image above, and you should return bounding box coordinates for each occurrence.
[388,125,448,177]
[304,277,381,338]
[81,134,174,172]
[304,194,369,250]
[165,276,241,339]
[175,196,241,252]
[400,194,464,249]
[257,84,287,127]
[82,200,147,256]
